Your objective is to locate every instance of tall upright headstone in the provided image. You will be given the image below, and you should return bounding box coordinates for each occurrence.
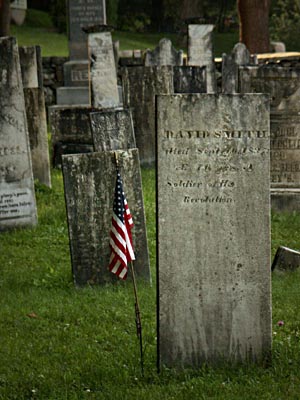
[88,30,119,108]
[188,25,217,93]
[156,94,271,367]
[19,46,51,187]
[56,0,106,106]
[122,66,173,166]
[62,149,151,285]
[145,38,183,67]
[239,66,300,211]
[90,109,136,151]
[0,37,37,230]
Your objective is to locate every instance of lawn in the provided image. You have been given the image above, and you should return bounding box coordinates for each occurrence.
[1,168,300,399]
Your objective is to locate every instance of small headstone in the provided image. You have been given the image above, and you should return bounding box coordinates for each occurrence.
[239,66,300,211]
[222,43,251,93]
[270,42,286,53]
[62,149,151,285]
[188,24,217,93]
[173,66,206,93]
[156,93,271,367]
[90,109,136,151]
[145,38,183,66]
[121,66,173,166]
[88,31,120,108]
[19,46,38,88]
[0,37,37,230]
[272,246,300,271]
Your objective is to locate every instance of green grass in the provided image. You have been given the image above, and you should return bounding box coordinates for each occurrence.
[1,168,300,399]
[11,9,239,57]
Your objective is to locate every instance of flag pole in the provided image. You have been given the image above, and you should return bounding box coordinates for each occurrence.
[113,151,144,377]
[129,260,144,377]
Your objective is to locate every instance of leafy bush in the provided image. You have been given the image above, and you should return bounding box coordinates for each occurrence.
[106,0,119,26]
[270,0,300,51]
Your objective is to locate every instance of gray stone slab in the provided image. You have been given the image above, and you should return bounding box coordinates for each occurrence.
[0,37,37,230]
[188,24,217,93]
[156,93,271,368]
[239,66,300,191]
[272,246,300,271]
[63,60,89,87]
[173,66,206,93]
[56,86,90,106]
[68,0,106,60]
[62,149,151,285]
[90,108,136,151]
[145,38,183,66]
[271,188,300,212]
[18,46,38,88]
[88,32,119,108]
[222,43,251,94]
[24,88,51,187]
[121,66,173,166]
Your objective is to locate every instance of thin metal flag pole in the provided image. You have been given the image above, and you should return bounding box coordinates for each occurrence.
[113,151,144,377]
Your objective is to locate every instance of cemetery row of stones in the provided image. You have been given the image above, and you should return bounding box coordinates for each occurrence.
[1,1,300,369]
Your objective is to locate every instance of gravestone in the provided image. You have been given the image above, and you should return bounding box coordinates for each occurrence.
[173,66,206,93]
[156,93,271,367]
[222,43,251,93]
[19,46,51,187]
[56,0,107,106]
[0,37,37,230]
[121,66,173,166]
[62,149,151,285]
[188,25,217,93]
[239,66,300,211]
[145,38,183,66]
[272,246,300,271]
[90,109,136,151]
[49,105,98,167]
[88,31,119,108]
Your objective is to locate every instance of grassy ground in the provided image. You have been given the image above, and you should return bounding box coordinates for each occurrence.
[11,9,239,57]
[1,169,300,399]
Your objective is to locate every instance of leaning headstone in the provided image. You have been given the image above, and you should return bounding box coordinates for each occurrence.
[56,0,107,105]
[145,38,183,66]
[239,66,300,211]
[0,37,37,230]
[62,149,151,285]
[90,109,136,151]
[121,66,173,166]
[222,43,251,93]
[188,25,217,93]
[173,66,206,93]
[272,246,300,271]
[88,30,120,108]
[156,93,271,367]
[19,46,51,187]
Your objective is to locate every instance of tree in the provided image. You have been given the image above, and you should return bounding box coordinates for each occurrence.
[238,0,271,53]
[0,0,11,36]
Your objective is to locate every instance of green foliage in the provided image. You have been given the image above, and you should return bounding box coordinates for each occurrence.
[106,0,119,26]
[49,0,67,33]
[270,0,300,51]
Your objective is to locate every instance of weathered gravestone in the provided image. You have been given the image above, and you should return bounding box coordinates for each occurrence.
[145,38,183,66]
[90,109,136,151]
[188,25,217,93]
[173,66,206,93]
[222,43,251,94]
[62,149,151,285]
[0,37,37,230]
[56,0,107,105]
[19,46,51,187]
[156,93,271,367]
[49,106,98,167]
[88,31,119,108]
[239,66,300,211]
[272,246,300,271]
[121,66,173,166]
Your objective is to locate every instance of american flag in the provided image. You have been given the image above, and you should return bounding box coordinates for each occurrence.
[109,169,135,280]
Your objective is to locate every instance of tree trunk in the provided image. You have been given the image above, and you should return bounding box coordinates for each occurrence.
[237,0,271,53]
[0,0,11,37]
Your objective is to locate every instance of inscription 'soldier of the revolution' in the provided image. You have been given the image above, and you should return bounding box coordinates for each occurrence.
[156,94,271,368]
